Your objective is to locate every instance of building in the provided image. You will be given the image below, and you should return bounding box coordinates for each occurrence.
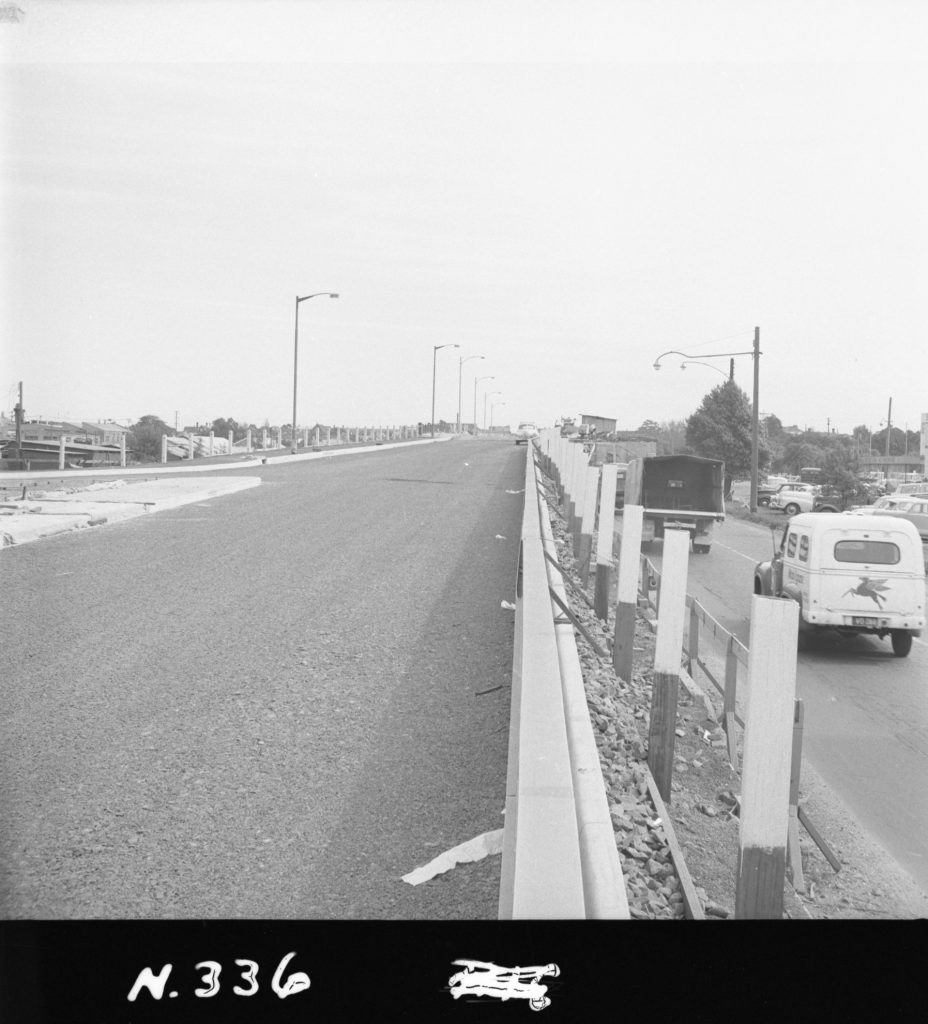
[580,413,617,434]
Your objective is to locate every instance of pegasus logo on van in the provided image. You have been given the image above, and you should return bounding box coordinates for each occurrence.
[842,577,890,608]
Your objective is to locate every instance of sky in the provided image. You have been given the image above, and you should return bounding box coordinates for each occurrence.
[2,0,927,438]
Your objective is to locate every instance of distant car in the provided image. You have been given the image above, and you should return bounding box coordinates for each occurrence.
[756,476,788,506]
[846,497,928,543]
[513,422,538,445]
[769,483,819,516]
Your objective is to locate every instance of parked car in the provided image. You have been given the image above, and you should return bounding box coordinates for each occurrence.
[768,483,819,516]
[846,497,928,543]
[513,422,538,445]
[754,513,925,657]
[756,475,790,506]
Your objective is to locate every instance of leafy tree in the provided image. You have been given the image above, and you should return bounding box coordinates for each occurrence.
[129,414,172,462]
[211,417,249,441]
[684,380,769,495]
[763,413,783,439]
[776,437,829,476]
[637,419,660,435]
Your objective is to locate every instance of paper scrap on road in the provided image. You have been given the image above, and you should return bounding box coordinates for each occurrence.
[500,600,516,610]
[402,828,504,885]
[495,534,506,540]
[505,489,524,494]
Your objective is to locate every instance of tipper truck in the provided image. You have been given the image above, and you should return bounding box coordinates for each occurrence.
[619,454,725,554]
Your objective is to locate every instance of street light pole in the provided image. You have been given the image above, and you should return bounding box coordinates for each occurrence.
[432,344,460,438]
[457,355,484,433]
[292,291,339,454]
[652,329,762,511]
[474,375,494,435]
[485,391,501,430]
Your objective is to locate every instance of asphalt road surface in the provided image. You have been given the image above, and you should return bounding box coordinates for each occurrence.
[644,514,928,893]
[0,438,525,919]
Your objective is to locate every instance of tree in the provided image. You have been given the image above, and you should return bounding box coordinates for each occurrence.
[637,419,660,436]
[763,413,783,439]
[129,414,172,463]
[211,417,248,441]
[685,380,768,495]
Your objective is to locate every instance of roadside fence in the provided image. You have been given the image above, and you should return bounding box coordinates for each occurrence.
[536,427,840,917]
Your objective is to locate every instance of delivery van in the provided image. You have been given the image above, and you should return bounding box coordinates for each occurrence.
[754,513,925,657]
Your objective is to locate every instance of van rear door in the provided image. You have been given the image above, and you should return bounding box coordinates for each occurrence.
[817,525,924,626]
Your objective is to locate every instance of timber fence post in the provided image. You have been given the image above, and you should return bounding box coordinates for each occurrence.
[687,598,700,676]
[735,594,799,919]
[786,699,805,892]
[577,465,599,575]
[613,504,644,683]
[647,528,690,802]
[723,637,739,767]
[594,464,619,621]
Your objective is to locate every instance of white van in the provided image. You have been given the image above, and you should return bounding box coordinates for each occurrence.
[754,513,925,657]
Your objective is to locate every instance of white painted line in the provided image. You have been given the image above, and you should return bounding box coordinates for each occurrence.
[714,540,762,564]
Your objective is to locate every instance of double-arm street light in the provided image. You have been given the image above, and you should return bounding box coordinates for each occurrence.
[485,390,501,430]
[432,343,460,438]
[653,326,762,511]
[292,291,339,454]
[474,375,494,435]
[681,359,731,379]
[457,355,485,433]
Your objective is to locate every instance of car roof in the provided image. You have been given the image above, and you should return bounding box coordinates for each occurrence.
[788,512,921,539]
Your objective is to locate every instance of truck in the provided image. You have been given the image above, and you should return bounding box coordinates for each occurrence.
[619,454,725,554]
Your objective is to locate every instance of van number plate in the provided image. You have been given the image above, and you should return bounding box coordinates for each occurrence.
[851,616,879,627]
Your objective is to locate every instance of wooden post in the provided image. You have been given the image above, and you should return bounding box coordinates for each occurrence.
[58,435,65,470]
[647,528,690,802]
[228,430,234,455]
[120,433,126,467]
[565,445,580,537]
[594,464,619,621]
[613,505,644,683]
[246,428,252,453]
[576,466,599,575]
[786,700,805,892]
[188,435,194,460]
[209,430,214,456]
[161,434,168,464]
[687,598,699,677]
[724,637,739,769]
[735,595,799,919]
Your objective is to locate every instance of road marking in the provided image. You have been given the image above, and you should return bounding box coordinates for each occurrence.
[714,540,760,564]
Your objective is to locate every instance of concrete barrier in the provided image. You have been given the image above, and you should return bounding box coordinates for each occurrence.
[499,438,629,919]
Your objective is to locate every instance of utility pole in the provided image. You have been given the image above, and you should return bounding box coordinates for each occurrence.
[14,381,24,464]
[885,397,892,457]
[749,327,760,513]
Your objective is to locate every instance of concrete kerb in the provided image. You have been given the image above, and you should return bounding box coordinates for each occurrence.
[536,448,630,919]
[499,441,629,919]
